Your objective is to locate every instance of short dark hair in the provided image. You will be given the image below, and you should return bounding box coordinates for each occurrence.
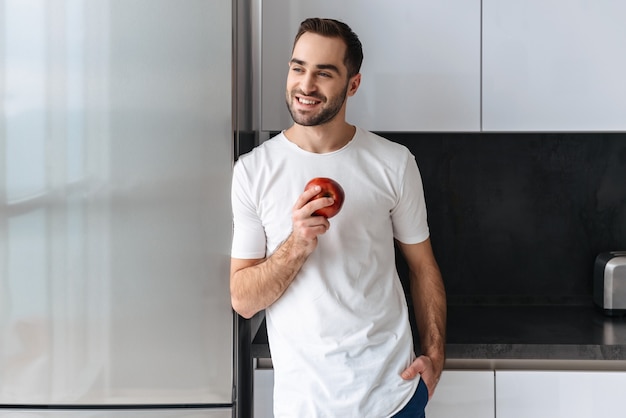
[293,18,363,78]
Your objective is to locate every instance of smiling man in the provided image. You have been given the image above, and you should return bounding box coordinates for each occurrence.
[286,37,353,128]
[230,18,446,417]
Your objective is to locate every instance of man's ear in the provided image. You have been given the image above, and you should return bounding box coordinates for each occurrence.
[347,73,362,96]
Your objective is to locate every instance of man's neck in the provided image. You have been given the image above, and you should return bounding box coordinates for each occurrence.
[284,122,356,154]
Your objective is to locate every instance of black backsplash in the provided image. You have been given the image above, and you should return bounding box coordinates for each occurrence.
[385,132,626,306]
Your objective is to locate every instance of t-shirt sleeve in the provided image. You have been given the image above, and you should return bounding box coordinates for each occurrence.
[230,159,267,259]
[391,152,430,244]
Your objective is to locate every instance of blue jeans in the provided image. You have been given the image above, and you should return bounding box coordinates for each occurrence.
[392,378,429,418]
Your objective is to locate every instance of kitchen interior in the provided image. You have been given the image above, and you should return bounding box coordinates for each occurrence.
[2,0,626,418]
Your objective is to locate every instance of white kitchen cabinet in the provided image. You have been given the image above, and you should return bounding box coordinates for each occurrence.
[496,370,626,418]
[252,368,495,417]
[261,0,481,132]
[253,367,274,418]
[426,370,495,418]
[483,0,626,131]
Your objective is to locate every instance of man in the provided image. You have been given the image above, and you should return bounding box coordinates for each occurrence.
[230,18,446,417]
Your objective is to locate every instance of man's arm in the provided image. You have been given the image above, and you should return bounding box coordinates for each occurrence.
[230,233,312,319]
[230,185,334,319]
[397,237,447,398]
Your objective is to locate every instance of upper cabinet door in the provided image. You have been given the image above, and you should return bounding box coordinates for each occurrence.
[261,0,481,132]
[483,0,626,132]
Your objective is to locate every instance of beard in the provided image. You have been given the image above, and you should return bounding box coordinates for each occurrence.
[285,82,349,127]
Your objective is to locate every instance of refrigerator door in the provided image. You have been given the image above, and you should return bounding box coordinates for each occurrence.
[1,0,233,406]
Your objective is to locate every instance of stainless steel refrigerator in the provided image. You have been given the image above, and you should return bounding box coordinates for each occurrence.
[1,0,238,416]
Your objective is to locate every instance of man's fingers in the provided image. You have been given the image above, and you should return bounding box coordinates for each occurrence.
[294,186,322,210]
[401,357,425,380]
[401,355,436,379]
[294,188,334,218]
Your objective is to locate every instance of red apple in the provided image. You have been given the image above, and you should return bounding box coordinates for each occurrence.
[304,177,345,218]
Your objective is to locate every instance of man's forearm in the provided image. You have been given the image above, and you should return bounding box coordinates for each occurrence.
[230,233,310,318]
[411,264,447,373]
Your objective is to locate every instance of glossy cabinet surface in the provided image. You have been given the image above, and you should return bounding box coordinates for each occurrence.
[483,0,626,131]
[0,0,233,405]
[253,368,274,418]
[426,371,495,418]
[253,368,496,417]
[497,370,626,418]
[261,0,481,132]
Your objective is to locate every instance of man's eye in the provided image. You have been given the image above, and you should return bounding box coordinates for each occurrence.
[291,67,303,73]
[319,72,331,78]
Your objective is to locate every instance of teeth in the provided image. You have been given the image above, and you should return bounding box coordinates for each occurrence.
[298,98,318,105]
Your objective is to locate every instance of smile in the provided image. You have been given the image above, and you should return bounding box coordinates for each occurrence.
[297,97,321,105]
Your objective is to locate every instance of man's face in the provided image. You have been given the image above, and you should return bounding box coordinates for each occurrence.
[285,32,355,127]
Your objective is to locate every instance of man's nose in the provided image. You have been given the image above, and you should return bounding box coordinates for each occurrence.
[300,74,317,94]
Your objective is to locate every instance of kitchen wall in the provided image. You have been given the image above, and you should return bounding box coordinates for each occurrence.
[389,132,626,306]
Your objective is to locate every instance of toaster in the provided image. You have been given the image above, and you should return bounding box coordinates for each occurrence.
[593,251,626,316]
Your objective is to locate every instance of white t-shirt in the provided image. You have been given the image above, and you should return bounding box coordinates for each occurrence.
[231,127,430,417]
